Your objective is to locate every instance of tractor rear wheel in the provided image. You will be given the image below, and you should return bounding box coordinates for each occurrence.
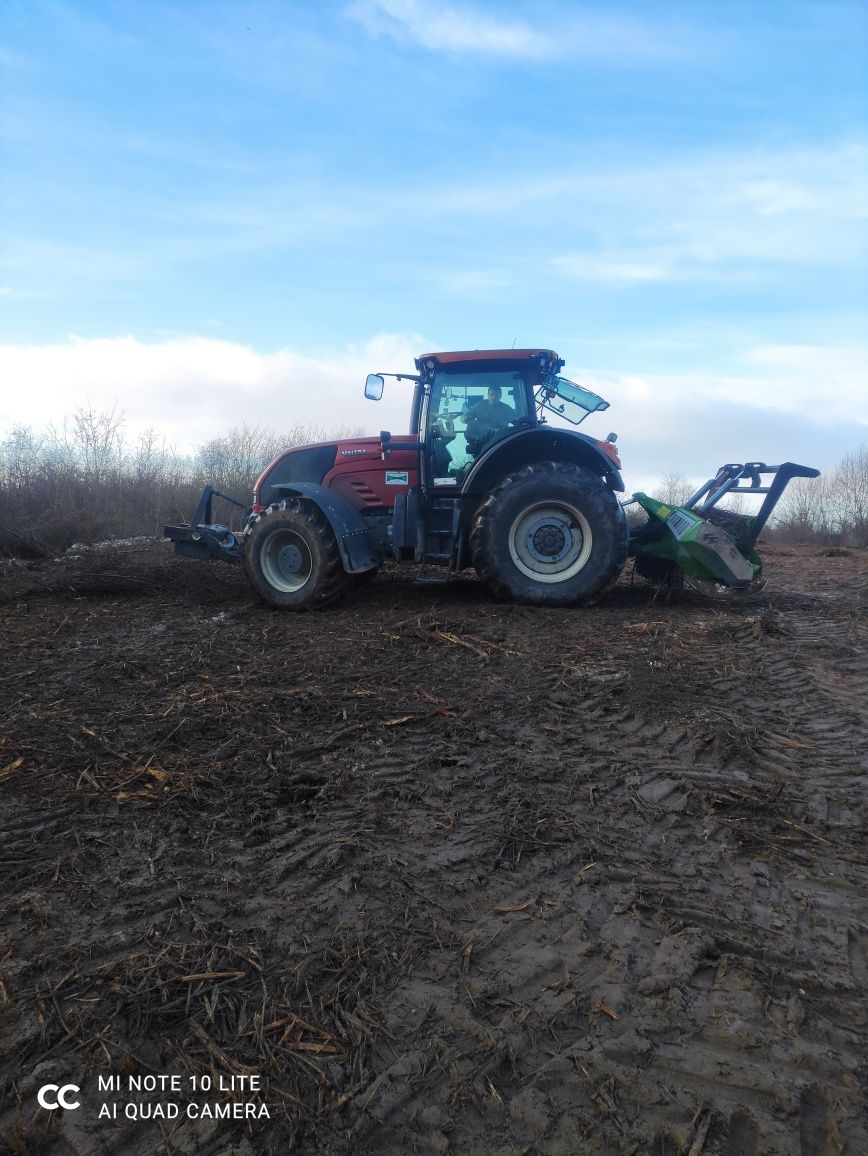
[243,500,349,610]
[470,462,627,605]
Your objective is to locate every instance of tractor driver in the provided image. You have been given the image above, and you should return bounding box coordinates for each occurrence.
[463,385,514,455]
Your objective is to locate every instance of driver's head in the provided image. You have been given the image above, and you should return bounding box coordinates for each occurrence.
[487,386,502,402]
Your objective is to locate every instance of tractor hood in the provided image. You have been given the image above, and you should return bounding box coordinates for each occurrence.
[253,441,340,508]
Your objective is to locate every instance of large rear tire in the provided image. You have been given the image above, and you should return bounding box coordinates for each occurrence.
[243,500,349,610]
[470,462,627,606]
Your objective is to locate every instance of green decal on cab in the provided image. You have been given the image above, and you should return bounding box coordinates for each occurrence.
[385,470,409,485]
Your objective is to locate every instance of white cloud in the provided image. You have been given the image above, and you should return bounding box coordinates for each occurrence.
[544,141,868,283]
[583,344,868,429]
[345,0,691,62]
[0,46,30,71]
[356,140,867,290]
[549,253,674,284]
[430,267,516,295]
[3,140,863,298]
[581,345,867,463]
[0,333,430,454]
[740,180,818,217]
[346,0,553,58]
[0,237,145,286]
[741,344,868,414]
[571,343,867,491]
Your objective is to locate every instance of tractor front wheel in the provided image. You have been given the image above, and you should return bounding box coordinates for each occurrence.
[470,462,627,605]
[243,500,349,610]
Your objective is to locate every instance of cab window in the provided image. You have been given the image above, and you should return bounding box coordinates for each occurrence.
[427,371,529,483]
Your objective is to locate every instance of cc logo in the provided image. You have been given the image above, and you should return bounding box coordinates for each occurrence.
[37,1084,81,1110]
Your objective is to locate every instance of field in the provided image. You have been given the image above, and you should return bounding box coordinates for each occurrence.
[0,541,865,1155]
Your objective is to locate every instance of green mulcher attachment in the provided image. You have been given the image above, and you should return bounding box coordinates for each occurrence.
[628,462,820,594]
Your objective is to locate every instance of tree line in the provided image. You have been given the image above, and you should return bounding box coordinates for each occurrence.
[0,405,864,556]
[0,405,363,557]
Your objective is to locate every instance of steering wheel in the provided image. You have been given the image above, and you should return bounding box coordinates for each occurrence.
[431,412,456,441]
[464,413,495,439]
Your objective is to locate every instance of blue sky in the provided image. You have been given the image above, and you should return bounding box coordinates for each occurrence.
[1,0,866,488]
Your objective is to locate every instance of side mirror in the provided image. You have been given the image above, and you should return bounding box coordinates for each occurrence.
[365,374,384,400]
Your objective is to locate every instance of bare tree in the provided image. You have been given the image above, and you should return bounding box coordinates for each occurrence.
[196,423,279,496]
[0,425,45,492]
[194,421,362,497]
[70,402,126,480]
[773,471,835,542]
[836,446,868,545]
[653,471,694,507]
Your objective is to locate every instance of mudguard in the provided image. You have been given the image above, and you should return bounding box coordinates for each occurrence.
[265,482,379,573]
[462,427,624,497]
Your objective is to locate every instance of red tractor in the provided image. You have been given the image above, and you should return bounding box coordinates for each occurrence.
[166,348,630,609]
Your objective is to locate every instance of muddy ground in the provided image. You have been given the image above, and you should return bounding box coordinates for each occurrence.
[0,542,865,1155]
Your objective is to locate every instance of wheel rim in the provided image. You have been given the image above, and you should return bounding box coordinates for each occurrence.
[508,501,593,583]
[260,528,313,593]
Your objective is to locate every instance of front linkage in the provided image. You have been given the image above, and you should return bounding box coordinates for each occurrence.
[628,461,820,591]
[164,485,250,565]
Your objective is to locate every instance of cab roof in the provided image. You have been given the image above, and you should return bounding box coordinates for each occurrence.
[417,349,560,367]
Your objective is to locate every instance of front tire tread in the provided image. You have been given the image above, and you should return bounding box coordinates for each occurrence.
[470,461,627,606]
[243,499,349,611]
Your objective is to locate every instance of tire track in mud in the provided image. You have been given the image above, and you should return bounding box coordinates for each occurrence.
[605,600,868,1156]
[0,546,865,1154]
[343,588,866,1153]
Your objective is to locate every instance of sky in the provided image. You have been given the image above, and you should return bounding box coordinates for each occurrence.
[1,0,866,493]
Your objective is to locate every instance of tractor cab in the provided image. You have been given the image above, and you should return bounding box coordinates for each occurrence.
[425,366,533,483]
[366,349,613,494]
[415,351,556,489]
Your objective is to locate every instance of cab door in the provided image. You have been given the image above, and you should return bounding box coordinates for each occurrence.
[422,378,468,492]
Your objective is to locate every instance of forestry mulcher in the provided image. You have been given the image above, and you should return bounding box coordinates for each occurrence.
[165,348,818,609]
